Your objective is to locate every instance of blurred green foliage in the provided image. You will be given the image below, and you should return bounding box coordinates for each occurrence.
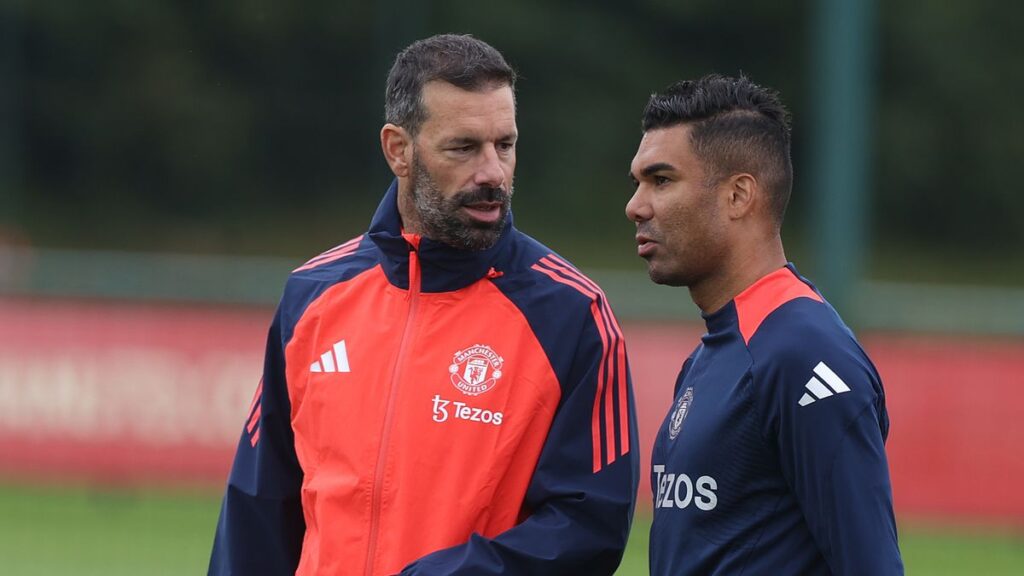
[1,1,1021,281]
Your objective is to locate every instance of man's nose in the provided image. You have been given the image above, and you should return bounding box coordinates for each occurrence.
[474,145,507,189]
[626,188,651,222]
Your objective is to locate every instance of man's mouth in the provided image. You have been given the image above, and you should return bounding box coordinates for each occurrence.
[462,202,504,223]
[636,233,656,257]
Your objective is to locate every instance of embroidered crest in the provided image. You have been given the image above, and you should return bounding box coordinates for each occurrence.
[449,344,504,396]
[668,387,694,440]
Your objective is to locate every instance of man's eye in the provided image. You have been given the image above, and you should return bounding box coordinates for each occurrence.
[654,176,670,186]
[498,142,514,152]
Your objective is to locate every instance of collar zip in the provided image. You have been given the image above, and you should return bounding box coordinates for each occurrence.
[401,232,422,297]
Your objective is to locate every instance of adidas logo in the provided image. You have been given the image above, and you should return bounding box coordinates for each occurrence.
[310,340,350,373]
[798,361,850,406]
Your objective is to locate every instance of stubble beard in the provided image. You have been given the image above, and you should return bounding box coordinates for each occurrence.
[644,253,692,287]
[409,154,512,251]
[636,223,685,287]
[638,206,725,289]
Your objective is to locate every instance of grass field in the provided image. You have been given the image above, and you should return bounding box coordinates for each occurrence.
[1,481,1021,575]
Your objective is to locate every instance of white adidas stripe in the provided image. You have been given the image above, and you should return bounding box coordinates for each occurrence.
[798,361,850,406]
[805,376,834,400]
[310,340,351,373]
[332,340,350,372]
[320,349,336,372]
[813,361,850,393]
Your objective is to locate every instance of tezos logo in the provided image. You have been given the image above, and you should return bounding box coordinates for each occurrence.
[432,395,503,426]
[653,465,717,511]
[668,387,694,440]
[449,344,504,396]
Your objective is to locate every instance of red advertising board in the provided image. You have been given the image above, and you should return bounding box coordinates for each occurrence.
[0,297,265,484]
[0,297,1021,523]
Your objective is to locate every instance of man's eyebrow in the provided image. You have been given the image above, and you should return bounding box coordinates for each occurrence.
[443,137,480,147]
[443,133,517,147]
[640,162,676,178]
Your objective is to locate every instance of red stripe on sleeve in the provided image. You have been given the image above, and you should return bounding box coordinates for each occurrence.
[246,379,263,421]
[306,235,362,262]
[532,262,609,471]
[533,255,633,471]
[244,379,263,447]
[544,259,622,461]
[293,235,364,272]
[616,337,629,455]
[592,300,614,469]
[246,403,262,434]
[540,256,631,460]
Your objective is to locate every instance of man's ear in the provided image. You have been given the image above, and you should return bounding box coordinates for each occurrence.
[381,123,412,177]
[725,173,758,220]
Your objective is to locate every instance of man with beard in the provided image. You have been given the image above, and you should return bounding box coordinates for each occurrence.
[209,34,638,576]
[626,75,902,575]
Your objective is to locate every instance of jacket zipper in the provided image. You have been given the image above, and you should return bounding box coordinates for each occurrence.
[364,236,421,576]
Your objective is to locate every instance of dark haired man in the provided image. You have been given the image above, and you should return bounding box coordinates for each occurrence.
[627,75,903,575]
[208,34,638,576]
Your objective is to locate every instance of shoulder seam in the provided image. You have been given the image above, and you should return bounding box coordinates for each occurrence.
[735,268,823,344]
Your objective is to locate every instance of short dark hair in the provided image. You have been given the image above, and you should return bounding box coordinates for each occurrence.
[385,34,516,135]
[642,74,793,226]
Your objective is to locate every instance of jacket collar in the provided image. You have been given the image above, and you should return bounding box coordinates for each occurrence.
[367,179,514,292]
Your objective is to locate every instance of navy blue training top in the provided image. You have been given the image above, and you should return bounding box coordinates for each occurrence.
[649,264,903,575]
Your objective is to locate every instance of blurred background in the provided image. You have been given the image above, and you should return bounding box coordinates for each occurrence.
[0,1,1021,574]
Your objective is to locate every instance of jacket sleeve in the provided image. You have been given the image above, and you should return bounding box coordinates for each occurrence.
[400,303,640,575]
[759,335,903,575]
[208,308,305,575]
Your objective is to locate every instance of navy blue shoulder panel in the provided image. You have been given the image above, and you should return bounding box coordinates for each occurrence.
[277,236,380,346]
[746,297,851,367]
[491,229,635,475]
[747,297,877,390]
[745,296,886,440]
[491,230,619,397]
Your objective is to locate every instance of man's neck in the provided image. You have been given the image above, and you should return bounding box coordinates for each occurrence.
[396,183,424,237]
[690,238,787,314]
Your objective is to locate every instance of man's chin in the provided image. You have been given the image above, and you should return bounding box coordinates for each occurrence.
[645,263,687,287]
[440,221,504,251]
[463,229,503,251]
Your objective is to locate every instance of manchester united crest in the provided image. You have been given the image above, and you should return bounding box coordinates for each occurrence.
[668,387,694,440]
[449,344,504,396]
